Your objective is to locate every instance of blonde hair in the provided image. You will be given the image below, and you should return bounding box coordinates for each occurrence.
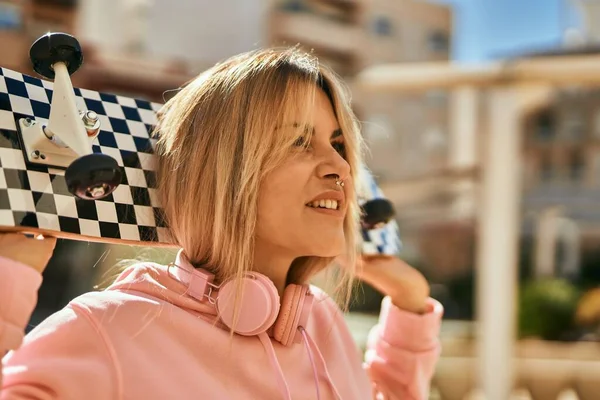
[154,48,364,310]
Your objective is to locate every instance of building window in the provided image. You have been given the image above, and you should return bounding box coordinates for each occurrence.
[424,126,447,168]
[594,153,600,185]
[0,3,22,30]
[536,111,556,142]
[423,126,447,151]
[593,109,600,139]
[425,90,448,107]
[540,153,554,182]
[33,0,78,6]
[372,16,393,36]
[563,112,585,140]
[569,150,585,181]
[279,0,308,13]
[428,30,449,52]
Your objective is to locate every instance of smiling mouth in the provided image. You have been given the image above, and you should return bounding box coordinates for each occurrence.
[305,199,340,210]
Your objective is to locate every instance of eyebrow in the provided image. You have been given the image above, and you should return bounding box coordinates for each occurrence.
[288,123,343,140]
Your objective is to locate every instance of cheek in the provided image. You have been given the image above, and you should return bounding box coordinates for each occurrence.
[256,173,304,234]
[259,161,309,208]
[259,176,301,209]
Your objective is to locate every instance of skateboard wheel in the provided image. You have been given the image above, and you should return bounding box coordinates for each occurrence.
[30,32,83,79]
[65,154,121,200]
[361,198,395,229]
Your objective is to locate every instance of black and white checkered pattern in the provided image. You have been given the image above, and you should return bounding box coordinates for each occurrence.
[0,67,168,243]
[0,67,400,254]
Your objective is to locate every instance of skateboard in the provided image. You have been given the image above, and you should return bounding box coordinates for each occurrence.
[0,32,400,256]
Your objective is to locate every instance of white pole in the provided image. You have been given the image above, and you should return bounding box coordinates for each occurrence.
[476,87,521,399]
[449,86,478,219]
[449,86,478,169]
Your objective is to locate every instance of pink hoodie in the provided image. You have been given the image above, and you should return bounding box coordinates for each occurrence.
[1,252,443,400]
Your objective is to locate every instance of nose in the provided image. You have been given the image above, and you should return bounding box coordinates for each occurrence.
[315,145,351,183]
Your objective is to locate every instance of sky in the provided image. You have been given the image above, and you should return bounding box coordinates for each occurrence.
[437,0,581,62]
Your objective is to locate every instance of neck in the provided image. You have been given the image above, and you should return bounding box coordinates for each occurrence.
[253,241,295,296]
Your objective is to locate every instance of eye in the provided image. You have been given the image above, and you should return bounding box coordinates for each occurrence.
[293,135,308,147]
[292,126,314,150]
[332,140,346,158]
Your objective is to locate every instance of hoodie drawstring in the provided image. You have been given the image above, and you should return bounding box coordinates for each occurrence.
[258,329,341,400]
[301,327,342,400]
[300,327,321,400]
[258,332,292,400]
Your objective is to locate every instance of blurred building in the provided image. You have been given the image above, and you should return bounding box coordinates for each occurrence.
[0,0,199,102]
[522,78,600,279]
[507,2,600,284]
[379,47,600,288]
[570,0,600,45]
[268,0,451,75]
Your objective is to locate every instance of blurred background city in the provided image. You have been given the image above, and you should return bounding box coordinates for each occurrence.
[3,0,600,398]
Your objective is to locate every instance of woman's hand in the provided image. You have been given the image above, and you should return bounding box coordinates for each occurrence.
[355,255,430,314]
[0,232,57,273]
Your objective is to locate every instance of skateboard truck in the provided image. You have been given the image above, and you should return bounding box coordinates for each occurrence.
[19,33,121,200]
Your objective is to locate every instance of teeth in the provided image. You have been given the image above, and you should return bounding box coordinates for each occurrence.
[307,199,338,210]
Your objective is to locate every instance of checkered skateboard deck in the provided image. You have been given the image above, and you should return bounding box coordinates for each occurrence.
[0,66,400,254]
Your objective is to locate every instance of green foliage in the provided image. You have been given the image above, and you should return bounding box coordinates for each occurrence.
[518,278,581,341]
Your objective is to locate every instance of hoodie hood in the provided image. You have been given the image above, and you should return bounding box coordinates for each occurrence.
[105,251,220,322]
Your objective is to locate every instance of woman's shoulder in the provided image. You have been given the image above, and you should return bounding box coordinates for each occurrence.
[64,262,172,325]
[67,261,221,335]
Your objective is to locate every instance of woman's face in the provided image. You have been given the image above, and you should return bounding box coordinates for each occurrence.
[255,88,351,261]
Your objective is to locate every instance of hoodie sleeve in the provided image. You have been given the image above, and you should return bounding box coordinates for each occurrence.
[363,296,443,400]
[0,257,118,399]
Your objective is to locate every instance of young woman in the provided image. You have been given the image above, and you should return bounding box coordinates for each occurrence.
[0,48,442,399]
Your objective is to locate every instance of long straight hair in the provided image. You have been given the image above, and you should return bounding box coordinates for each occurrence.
[154,48,364,311]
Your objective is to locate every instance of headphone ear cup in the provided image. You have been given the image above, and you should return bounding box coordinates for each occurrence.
[217,273,280,336]
[252,273,281,329]
[273,284,313,346]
